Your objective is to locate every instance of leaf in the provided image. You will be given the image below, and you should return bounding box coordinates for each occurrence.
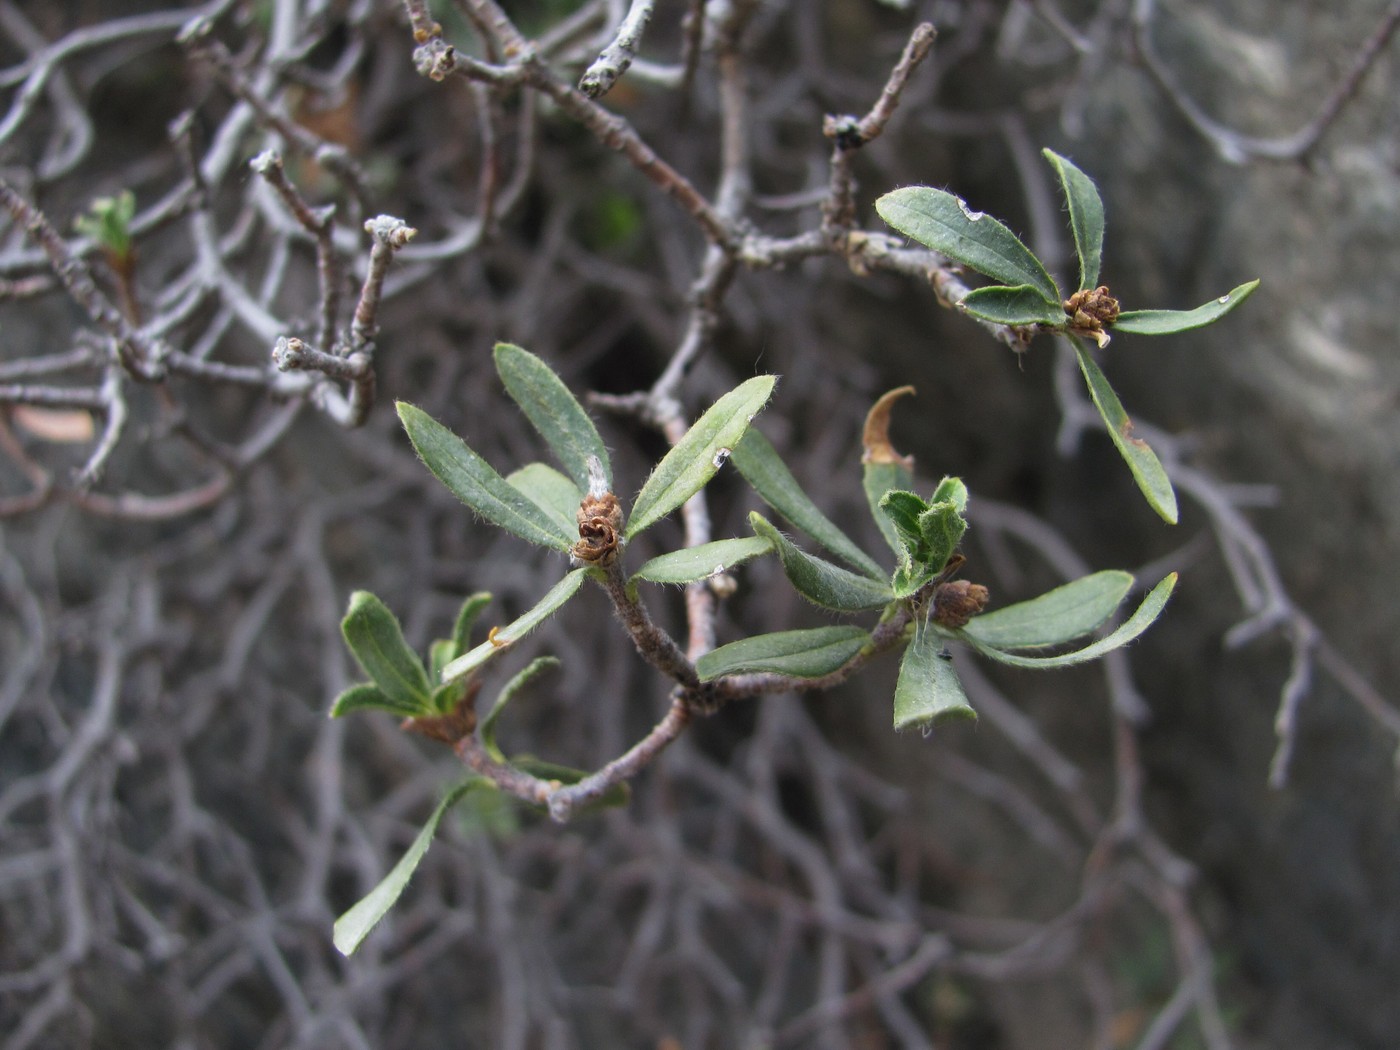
[696,626,870,681]
[960,573,1177,668]
[329,683,423,719]
[398,403,576,551]
[731,429,885,579]
[334,779,484,956]
[340,591,432,712]
[507,462,582,537]
[894,627,976,731]
[879,490,936,597]
[917,494,967,574]
[1113,280,1260,336]
[481,656,560,762]
[876,186,1059,305]
[493,343,611,491]
[450,592,494,656]
[1074,344,1178,524]
[441,569,590,682]
[1042,149,1105,291]
[960,284,1067,327]
[862,387,917,556]
[750,513,894,611]
[626,375,777,539]
[963,570,1134,650]
[631,536,773,585]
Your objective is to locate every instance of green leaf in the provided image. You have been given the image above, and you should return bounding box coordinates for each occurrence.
[960,573,1177,668]
[1074,344,1178,524]
[1113,280,1260,336]
[329,683,423,719]
[963,570,1134,650]
[879,490,936,598]
[481,656,560,762]
[1042,149,1105,291]
[507,462,582,537]
[894,627,976,731]
[750,513,894,611]
[494,343,611,491]
[864,461,913,556]
[731,429,885,579]
[929,476,968,512]
[876,186,1059,305]
[631,536,773,585]
[917,496,967,575]
[441,569,590,682]
[450,592,493,656]
[960,284,1067,327]
[398,403,576,551]
[340,591,432,712]
[626,375,777,539]
[334,779,484,955]
[695,626,870,682]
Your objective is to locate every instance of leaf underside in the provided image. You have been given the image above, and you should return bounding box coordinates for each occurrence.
[441,568,590,682]
[631,536,774,585]
[334,779,484,956]
[1114,280,1260,336]
[963,570,1134,650]
[894,627,976,730]
[1073,344,1178,524]
[731,429,885,579]
[696,625,870,681]
[750,513,894,612]
[960,573,1177,668]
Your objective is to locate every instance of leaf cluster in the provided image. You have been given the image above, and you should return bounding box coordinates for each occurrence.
[876,149,1258,523]
[332,341,1178,953]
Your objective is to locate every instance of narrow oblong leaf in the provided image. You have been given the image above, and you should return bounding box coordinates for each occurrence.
[960,573,1177,668]
[696,626,870,682]
[960,284,1067,327]
[334,779,484,955]
[631,536,773,585]
[481,656,560,762]
[1113,280,1260,336]
[341,591,432,712]
[330,683,422,719]
[963,570,1134,650]
[894,627,976,731]
[398,402,575,551]
[750,513,894,611]
[876,187,1059,305]
[507,462,582,537]
[862,387,917,557]
[451,592,494,656]
[494,343,611,491]
[442,569,589,682]
[1074,344,1178,524]
[626,375,777,539]
[731,429,885,579]
[1042,149,1105,291]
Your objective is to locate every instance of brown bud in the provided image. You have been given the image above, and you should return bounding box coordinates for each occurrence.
[931,580,990,629]
[571,492,625,566]
[1063,286,1120,332]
